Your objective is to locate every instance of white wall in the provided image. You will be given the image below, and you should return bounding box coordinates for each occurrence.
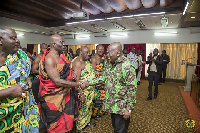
[17,33,49,48]
[10,27,200,48]
[65,28,200,45]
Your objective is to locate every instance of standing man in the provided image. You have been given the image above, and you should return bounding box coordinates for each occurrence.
[123,49,128,57]
[137,50,145,85]
[160,50,170,83]
[38,34,86,133]
[71,46,96,132]
[146,48,162,100]
[89,42,137,133]
[32,43,48,75]
[91,44,107,120]
[127,47,138,76]
[31,43,48,103]
[0,27,39,132]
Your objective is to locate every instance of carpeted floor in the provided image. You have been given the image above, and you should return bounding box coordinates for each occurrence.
[84,80,195,133]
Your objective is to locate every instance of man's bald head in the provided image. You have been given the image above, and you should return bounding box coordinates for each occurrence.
[108,42,122,53]
[107,42,122,63]
[0,27,19,55]
[50,34,63,45]
[49,34,64,54]
[80,46,90,61]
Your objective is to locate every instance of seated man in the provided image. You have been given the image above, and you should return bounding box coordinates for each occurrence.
[38,34,86,133]
[71,46,95,132]
[0,27,39,132]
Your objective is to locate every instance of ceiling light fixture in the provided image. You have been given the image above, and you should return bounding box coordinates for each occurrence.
[111,22,126,30]
[183,1,190,15]
[191,17,195,18]
[107,17,122,20]
[76,34,90,39]
[110,33,128,37]
[154,32,177,36]
[133,12,165,17]
[91,24,107,31]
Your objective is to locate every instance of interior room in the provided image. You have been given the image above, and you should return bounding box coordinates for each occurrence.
[0,0,200,132]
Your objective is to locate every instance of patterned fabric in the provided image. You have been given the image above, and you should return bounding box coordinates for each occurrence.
[89,55,137,115]
[0,49,40,133]
[39,50,79,133]
[92,56,107,117]
[75,61,95,130]
[127,52,138,69]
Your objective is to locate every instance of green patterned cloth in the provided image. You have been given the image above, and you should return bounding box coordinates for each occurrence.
[0,49,39,133]
[75,61,95,130]
[89,55,137,115]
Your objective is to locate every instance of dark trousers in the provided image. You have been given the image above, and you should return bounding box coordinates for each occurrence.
[111,113,130,133]
[148,71,159,98]
[136,69,139,78]
[160,67,166,82]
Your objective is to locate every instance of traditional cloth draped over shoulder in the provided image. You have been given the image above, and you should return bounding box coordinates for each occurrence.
[92,56,107,117]
[0,49,40,133]
[38,49,79,133]
[74,61,96,130]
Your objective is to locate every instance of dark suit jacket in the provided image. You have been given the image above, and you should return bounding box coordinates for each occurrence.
[161,54,170,68]
[146,55,162,74]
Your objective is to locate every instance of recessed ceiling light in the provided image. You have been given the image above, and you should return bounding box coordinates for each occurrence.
[191,17,195,18]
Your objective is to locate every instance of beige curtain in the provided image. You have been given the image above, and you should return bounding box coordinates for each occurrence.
[68,44,95,54]
[160,43,198,80]
[33,44,40,55]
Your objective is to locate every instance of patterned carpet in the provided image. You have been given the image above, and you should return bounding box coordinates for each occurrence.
[84,80,195,133]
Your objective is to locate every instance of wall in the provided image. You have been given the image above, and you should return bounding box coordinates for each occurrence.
[65,28,200,45]
[2,27,199,48]
[17,33,49,48]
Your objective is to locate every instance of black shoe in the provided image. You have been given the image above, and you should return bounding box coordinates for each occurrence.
[146,97,152,101]
[162,81,165,83]
[137,82,140,85]
[154,95,157,99]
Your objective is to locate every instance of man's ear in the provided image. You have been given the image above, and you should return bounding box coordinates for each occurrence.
[117,50,121,57]
[0,37,3,46]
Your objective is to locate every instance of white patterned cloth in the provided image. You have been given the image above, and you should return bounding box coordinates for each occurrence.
[127,52,138,69]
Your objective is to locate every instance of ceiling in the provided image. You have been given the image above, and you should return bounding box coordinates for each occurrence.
[0,0,199,36]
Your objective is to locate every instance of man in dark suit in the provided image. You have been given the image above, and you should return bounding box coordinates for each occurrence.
[146,48,162,100]
[160,50,170,83]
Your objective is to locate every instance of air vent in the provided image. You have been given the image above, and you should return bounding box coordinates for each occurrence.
[94,33,107,37]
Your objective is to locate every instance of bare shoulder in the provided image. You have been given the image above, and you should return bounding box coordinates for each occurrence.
[45,53,56,66]
[73,57,81,67]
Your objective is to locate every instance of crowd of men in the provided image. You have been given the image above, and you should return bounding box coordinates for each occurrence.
[0,26,170,133]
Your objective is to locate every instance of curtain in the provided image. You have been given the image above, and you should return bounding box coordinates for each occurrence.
[124,44,146,78]
[145,43,161,77]
[160,43,198,80]
[101,44,109,52]
[68,44,95,55]
[196,43,200,77]
[27,44,34,55]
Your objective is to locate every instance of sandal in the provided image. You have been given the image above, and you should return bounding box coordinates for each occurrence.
[87,122,96,128]
[94,116,101,121]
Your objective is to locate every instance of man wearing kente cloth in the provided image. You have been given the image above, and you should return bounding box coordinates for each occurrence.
[38,34,87,133]
[91,44,107,120]
[71,46,95,132]
[89,42,137,133]
[0,27,40,132]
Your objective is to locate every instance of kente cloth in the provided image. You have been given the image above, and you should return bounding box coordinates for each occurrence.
[92,56,107,117]
[75,61,95,130]
[38,50,78,133]
[0,49,40,133]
